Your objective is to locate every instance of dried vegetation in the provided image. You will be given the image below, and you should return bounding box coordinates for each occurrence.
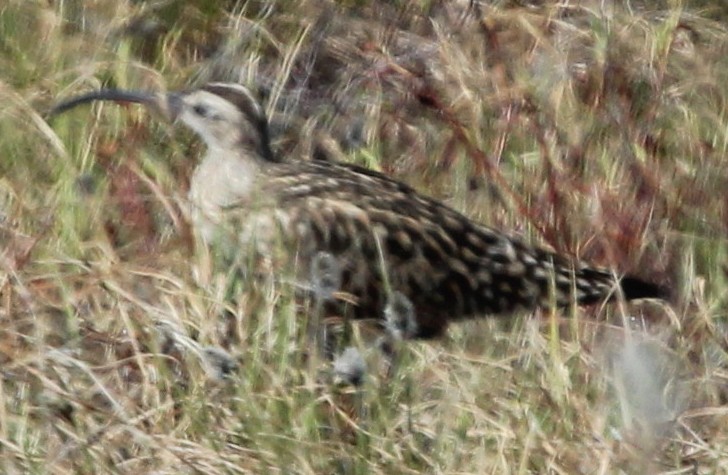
[1,0,728,473]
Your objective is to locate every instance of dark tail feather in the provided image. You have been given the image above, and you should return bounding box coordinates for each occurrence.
[619,276,669,301]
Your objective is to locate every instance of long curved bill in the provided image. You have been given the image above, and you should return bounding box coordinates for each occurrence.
[49,89,183,121]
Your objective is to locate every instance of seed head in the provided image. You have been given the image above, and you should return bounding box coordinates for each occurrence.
[309,251,342,301]
[384,291,418,340]
[333,346,367,386]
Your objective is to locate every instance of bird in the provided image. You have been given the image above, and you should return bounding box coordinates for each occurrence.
[50,82,666,339]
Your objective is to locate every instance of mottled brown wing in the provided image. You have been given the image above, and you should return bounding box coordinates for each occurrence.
[262,160,621,337]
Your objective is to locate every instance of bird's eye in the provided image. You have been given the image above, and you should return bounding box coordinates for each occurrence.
[192,104,209,117]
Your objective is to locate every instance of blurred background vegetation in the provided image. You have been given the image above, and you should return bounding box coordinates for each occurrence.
[1,0,727,473]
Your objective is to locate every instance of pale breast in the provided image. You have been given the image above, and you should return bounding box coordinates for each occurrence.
[188,151,262,244]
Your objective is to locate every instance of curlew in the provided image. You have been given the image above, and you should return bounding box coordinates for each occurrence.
[51,82,665,338]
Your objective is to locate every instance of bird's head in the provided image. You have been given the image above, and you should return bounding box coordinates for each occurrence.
[50,82,278,162]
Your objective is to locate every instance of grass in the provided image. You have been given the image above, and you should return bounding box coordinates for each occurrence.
[1,0,727,473]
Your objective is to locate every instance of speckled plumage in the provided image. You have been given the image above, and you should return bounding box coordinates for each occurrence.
[52,82,665,338]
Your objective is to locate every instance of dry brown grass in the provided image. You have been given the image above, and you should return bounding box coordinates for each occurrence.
[1,0,727,473]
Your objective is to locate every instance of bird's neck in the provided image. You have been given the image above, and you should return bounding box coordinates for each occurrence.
[187,148,268,244]
[190,149,263,207]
